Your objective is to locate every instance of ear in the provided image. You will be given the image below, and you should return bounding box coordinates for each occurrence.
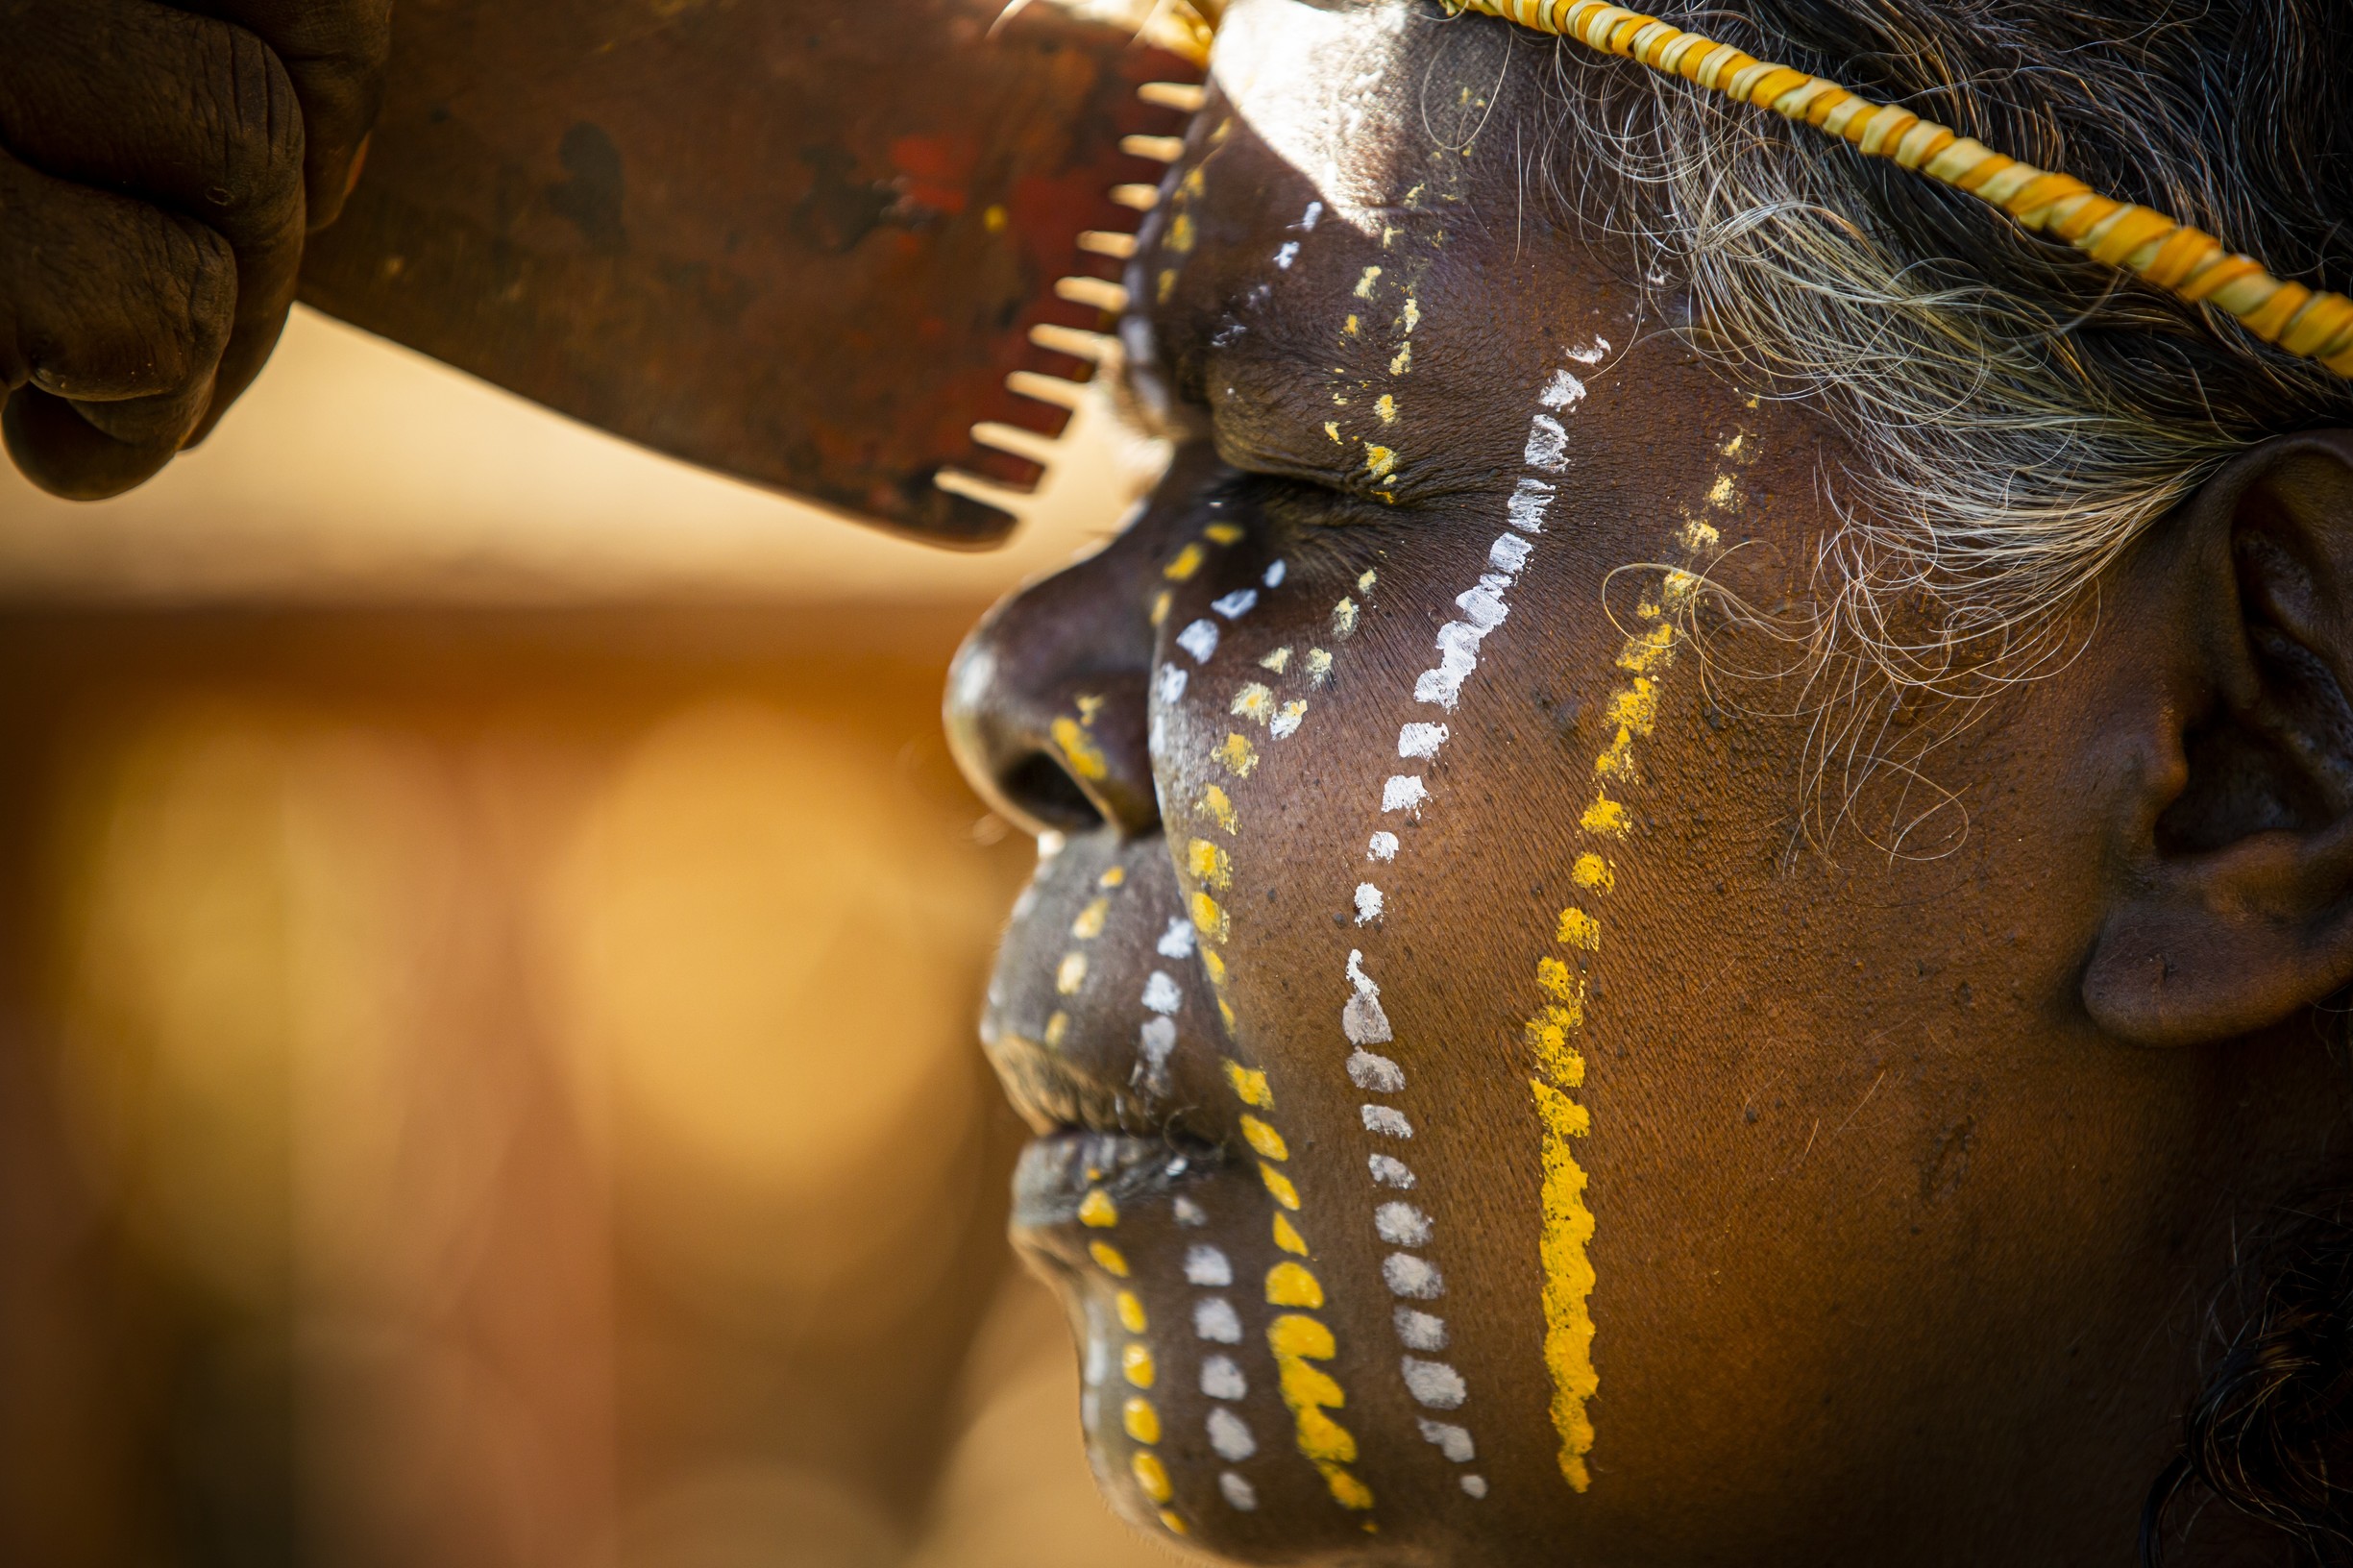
[2085,429,2353,1047]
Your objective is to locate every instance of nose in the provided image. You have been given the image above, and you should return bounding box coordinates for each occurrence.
[946,444,1224,840]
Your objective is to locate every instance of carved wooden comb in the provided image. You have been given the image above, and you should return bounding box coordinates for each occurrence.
[296,0,1204,546]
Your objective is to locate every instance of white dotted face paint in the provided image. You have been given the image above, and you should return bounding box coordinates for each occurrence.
[1461,1474,1488,1499]
[1366,831,1398,861]
[1369,1154,1415,1188]
[1184,1245,1234,1287]
[1157,917,1196,960]
[1346,1049,1404,1092]
[1343,949,1393,1046]
[1524,414,1570,471]
[1262,559,1287,587]
[1157,664,1189,704]
[1219,1472,1259,1510]
[1274,241,1300,269]
[1361,1104,1412,1138]
[1488,533,1532,575]
[1200,1354,1248,1399]
[1141,971,1184,1014]
[1207,1408,1259,1460]
[1177,619,1220,662]
[1375,1202,1433,1247]
[1507,477,1554,532]
[1398,722,1447,758]
[1192,1298,1242,1343]
[1395,1308,1448,1351]
[1381,774,1429,813]
[1384,1253,1444,1299]
[1353,882,1385,923]
[1137,1017,1177,1093]
[1402,1358,1467,1409]
[1540,368,1587,410]
[1419,1419,1476,1462]
[1213,588,1259,620]
[1173,1195,1209,1227]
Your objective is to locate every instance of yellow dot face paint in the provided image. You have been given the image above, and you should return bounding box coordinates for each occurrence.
[1216,732,1259,777]
[1090,1241,1130,1277]
[1070,897,1110,940]
[1259,1162,1301,1211]
[1580,791,1629,837]
[1223,1061,1272,1108]
[1526,504,1711,1494]
[1201,785,1239,835]
[1124,1396,1162,1444]
[1079,1189,1118,1228]
[1164,543,1206,581]
[1115,1289,1147,1333]
[1265,1312,1371,1508]
[1050,716,1108,781]
[1239,1114,1289,1161]
[1205,522,1245,545]
[1271,1213,1310,1255]
[1265,1262,1324,1309]
[1191,891,1230,943]
[1189,837,1233,889]
[1056,952,1089,994]
[1122,1342,1157,1389]
[1132,1450,1173,1502]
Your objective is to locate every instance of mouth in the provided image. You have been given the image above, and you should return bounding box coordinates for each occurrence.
[982,826,1235,1148]
[1010,1129,1220,1231]
[983,826,1309,1540]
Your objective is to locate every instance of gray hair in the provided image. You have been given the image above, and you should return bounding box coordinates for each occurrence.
[1530,0,2353,694]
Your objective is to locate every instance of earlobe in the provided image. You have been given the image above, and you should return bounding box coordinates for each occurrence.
[2084,430,2353,1047]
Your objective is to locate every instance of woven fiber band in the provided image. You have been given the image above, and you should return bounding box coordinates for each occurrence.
[1444,0,2353,376]
[1169,0,2353,377]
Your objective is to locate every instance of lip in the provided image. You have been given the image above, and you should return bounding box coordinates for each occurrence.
[981,826,1237,1147]
[1011,1130,1224,1230]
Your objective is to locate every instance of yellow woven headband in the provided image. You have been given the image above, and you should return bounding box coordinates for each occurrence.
[1162,0,2353,380]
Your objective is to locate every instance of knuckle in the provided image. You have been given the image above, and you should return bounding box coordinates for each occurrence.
[198,29,306,218]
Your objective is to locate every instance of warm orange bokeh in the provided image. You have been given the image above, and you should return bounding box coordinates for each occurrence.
[0,314,1177,1568]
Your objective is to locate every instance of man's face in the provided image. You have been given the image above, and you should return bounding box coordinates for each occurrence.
[947,3,2341,1561]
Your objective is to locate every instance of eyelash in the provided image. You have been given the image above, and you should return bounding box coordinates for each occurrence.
[1210,473,1403,577]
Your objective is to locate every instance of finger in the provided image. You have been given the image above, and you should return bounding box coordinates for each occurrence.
[0,144,235,496]
[4,388,184,500]
[178,0,394,231]
[0,0,306,436]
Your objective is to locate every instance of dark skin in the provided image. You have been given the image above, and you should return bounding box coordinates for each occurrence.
[946,2,2353,1561]
[0,0,390,499]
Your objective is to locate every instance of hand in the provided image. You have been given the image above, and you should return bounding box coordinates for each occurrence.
[0,0,392,499]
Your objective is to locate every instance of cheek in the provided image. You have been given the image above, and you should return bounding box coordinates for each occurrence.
[1138,364,1763,1510]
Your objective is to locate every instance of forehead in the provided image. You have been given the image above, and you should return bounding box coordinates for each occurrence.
[1144,0,1624,494]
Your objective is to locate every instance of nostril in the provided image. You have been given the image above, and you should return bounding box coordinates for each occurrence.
[998,751,1107,833]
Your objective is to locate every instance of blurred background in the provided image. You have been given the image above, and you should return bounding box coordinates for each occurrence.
[0,308,1180,1568]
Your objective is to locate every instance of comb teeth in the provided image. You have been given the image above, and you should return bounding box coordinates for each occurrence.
[1056,276,1134,313]
[940,73,1200,516]
[1121,134,1188,162]
[1137,81,1207,112]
